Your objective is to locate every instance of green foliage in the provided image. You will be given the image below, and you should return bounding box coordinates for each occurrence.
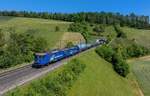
[0,30,48,68]
[114,24,127,38]
[126,43,150,58]
[68,22,91,43]
[114,60,129,77]
[113,41,150,59]
[33,37,48,53]
[66,42,74,48]
[112,52,129,77]
[95,45,114,62]
[6,59,86,96]
[55,26,60,32]
[0,29,5,47]
[96,45,129,77]
[93,25,105,35]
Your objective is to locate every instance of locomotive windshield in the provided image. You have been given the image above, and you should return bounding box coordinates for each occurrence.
[34,53,46,62]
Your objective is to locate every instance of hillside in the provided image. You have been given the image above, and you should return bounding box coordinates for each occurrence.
[0,16,72,49]
[68,50,136,96]
[128,56,150,96]
[0,16,85,70]
[122,27,150,49]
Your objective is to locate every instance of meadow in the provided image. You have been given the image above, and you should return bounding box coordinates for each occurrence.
[129,56,150,96]
[68,50,136,96]
[0,16,72,49]
[122,27,150,49]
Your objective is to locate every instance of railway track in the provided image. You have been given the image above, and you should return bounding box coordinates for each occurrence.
[0,61,65,95]
[0,64,32,78]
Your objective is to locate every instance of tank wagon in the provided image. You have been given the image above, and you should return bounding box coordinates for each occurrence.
[33,38,106,68]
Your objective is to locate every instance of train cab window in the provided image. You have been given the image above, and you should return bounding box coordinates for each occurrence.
[39,55,45,59]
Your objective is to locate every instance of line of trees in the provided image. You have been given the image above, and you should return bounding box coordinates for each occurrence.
[0,11,149,29]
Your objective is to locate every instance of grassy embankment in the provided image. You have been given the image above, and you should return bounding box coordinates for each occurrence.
[68,50,137,96]
[119,27,150,96]
[0,16,72,49]
[122,27,150,49]
[128,56,150,96]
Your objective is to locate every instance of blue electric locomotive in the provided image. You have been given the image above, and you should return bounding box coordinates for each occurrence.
[33,38,106,68]
[33,46,80,67]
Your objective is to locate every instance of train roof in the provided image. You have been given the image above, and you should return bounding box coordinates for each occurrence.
[35,53,47,56]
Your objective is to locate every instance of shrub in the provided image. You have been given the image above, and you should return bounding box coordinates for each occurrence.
[33,37,48,53]
[114,61,129,77]
[96,45,129,77]
[114,24,127,38]
[126,43,150,58]
[93,25,105,35]
[95,45,114,62]
[112,53,129,77]
[55,26,60,32]
[66,42,74,48]
[68,22,91,43]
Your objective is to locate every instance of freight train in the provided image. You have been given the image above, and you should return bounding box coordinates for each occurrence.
[32,38,106,68]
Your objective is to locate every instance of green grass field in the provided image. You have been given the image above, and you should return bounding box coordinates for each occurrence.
[68,50,135,96]
[0,16,72,49]
[129,56,150,96]
[122,27,150,49]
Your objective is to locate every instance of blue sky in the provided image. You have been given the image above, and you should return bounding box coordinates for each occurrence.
[0,0,149,16]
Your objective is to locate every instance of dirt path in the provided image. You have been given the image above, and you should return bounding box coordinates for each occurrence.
[138,55,150,61]
[128,55,150,63]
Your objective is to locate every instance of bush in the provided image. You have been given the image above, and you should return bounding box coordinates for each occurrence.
[55,26,60,32]
[33,37,48,53]
[66,42,74,48]
[68,22,91,43]
[114,60,129,77]
[96,45,129,77]
[112,53,129,77]
[93,25,105,35]
[126,43,150,58]
[95,45,114,62]
[114,24,127,38]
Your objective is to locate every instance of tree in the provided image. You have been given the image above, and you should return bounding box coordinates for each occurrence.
[93,25,105,35]
[55,26,60,32]
[0,29,5,47]
[66,42,74,48]
[95,45,114,62]
[114,24,127,38]
[33,37,48,53]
